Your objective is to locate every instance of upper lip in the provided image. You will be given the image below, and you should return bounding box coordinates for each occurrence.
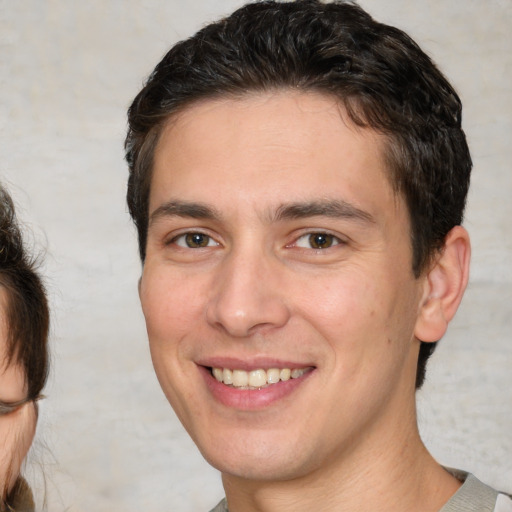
[196,356,315,372]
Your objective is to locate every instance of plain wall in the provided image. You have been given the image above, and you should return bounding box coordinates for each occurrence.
[0,1,510,510]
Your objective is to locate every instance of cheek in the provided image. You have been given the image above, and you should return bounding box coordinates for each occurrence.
[139,271,201,411]
[0,403,36,494]
[0,364,28,403]
[296,269,383,338]
[294,266,418,376]
[140,267,206,344]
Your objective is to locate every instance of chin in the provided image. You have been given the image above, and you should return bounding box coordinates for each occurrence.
[210,457,301,482]
[197,434,317,482]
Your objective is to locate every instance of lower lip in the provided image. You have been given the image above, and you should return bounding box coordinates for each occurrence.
[200,367,314,411]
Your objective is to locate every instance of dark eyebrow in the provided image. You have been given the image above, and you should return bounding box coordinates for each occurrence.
[149,200,221,225]
[272,200,375,224]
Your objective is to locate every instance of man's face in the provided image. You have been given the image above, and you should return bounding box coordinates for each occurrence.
[139,91,426,481]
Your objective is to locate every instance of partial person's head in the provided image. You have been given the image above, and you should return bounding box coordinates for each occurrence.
[0,186,49,509]
[125,0,471,483]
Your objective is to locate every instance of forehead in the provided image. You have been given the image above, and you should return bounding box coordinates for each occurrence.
[150,91,399,220]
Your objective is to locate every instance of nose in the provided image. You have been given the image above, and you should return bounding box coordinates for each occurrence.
[206,249,291,338]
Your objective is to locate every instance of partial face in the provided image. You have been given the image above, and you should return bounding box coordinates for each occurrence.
[0,289,35,495]
[140,92,425,481]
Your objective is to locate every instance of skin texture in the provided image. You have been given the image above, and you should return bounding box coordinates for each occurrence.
[0,289,36,497]
[139,91,470,511]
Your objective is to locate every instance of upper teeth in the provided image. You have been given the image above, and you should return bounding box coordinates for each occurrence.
[212,367,307,389]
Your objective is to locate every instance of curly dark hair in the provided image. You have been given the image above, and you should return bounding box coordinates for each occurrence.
[125,0,472,388]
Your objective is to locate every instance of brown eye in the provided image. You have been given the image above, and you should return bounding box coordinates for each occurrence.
[184,233,211,248]
[295,232,340,249]
[308,233,335,249]
[173,232,216,248]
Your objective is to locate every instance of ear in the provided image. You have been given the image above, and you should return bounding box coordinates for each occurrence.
[414,226,471,343]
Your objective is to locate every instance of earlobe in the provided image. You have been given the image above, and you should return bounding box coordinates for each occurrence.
[414,226,471,343]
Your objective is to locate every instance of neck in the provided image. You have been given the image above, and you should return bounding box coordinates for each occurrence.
[221,403,460,512]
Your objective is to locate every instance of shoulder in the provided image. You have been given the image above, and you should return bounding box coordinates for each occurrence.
[209,498,229,512]
[441,469,512,512]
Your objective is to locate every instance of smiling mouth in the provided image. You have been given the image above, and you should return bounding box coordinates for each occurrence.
[210,367,312,390]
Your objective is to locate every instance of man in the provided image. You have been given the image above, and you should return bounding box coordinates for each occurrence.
[124,1,511,510]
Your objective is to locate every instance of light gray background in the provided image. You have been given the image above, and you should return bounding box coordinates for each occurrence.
[0,1,510,511]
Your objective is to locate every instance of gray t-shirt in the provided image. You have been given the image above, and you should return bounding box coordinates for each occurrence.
[209,471,512,512]
[441,470,512,512]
